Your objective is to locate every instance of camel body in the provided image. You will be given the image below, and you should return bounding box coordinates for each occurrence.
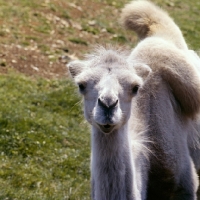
[68,1,200,199]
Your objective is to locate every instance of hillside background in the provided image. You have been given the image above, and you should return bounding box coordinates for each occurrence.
[0,0,199,199]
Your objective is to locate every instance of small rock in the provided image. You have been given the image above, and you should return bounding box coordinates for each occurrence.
[16,45,22,49]
[50,30,55,35]
[112,1,116,6]
[112,34,118,38]
[60,19,69,28]
[56,40,65,45]
[101,28,107,33]
[30,65,39,71]
[88,20,96,26]
[11,59,17,63]
[72,22,82,30]
[5,29,10,33]
[48,55,55,59]
[68,3,82,11]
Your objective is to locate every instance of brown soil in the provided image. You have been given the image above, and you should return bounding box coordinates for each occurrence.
[0,44,68,79]
[0,1,136,79]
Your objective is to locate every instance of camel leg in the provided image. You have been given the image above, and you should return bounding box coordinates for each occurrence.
[173,166,198,200]
[173,189,196,200]
[197,171,200,200]
[197,189,200,200]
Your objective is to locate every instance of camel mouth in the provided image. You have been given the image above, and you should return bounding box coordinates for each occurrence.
[103,124,111,129]
[97,124,115,134]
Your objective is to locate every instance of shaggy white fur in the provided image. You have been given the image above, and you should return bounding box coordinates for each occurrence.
[120,0,188,50]
[68,1,200,199]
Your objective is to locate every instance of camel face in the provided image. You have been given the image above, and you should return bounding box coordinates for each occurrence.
[68,49,150,134]
[92,68,143,134]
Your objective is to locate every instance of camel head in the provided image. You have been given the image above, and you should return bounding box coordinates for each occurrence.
[67,48,151,134]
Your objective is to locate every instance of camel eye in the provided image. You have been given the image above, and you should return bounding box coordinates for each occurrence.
[78,83,86,92]
[132,85,139,94]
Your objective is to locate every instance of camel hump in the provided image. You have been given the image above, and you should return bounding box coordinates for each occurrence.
[120,0,188,49]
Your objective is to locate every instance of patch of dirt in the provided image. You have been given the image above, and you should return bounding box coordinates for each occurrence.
[0,0,135,79]
[0,44,68,79]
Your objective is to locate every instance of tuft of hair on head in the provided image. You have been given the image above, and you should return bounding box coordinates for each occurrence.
[67,45,130,78]
[85,45,130,65]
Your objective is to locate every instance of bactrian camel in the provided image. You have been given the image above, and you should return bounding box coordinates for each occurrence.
[68,1,200,199]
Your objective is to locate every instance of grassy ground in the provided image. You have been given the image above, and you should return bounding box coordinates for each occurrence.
[0,0,199,199]
[0,73,90,199]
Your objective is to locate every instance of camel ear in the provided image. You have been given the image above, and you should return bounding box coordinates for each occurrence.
[134,63,152,79]
[67,60,87,78]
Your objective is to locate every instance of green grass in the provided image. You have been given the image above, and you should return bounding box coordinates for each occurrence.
[153,0,200,50]
[0,73,90,199]
[69,38,88,46]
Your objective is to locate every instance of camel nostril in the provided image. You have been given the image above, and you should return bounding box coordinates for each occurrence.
[98,97,118,109]
[111,99,118,108]
[98,98,108,108]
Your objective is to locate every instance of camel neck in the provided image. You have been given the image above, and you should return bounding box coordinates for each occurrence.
[92,125,129,155]
[91,125,135,200]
